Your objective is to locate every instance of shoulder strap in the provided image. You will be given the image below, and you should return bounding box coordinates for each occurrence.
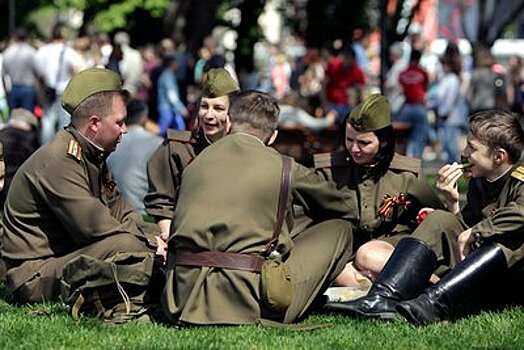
[511,164,524,182]
[313,151,347,169]
[166,129,193,143]
[264,155,292,255]
[389,153,421,174]
[56,43,67,85]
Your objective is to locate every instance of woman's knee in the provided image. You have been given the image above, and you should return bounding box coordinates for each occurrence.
[354,240,394,273]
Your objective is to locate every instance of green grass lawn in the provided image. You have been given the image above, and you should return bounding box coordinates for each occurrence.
[1,283,523,349]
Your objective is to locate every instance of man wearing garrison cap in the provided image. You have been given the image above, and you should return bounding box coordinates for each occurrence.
[1,68,161,303]
[145,68,240,240]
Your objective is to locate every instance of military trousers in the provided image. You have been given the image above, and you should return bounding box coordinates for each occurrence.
[409,209,463,275]
[282,218,353,323]
[7,234,153,304]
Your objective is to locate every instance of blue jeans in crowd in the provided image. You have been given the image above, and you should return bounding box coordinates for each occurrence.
[439,123,462,163]
[40,95,70,144]
[7,85,37,112]
[396,103,429,159]
[329,103,351,124]
[158,108,186,137]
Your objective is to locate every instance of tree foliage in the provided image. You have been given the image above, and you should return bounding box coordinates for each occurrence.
[305,0,371,49]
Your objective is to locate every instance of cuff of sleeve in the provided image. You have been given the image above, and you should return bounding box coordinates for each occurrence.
[471,219,495,241]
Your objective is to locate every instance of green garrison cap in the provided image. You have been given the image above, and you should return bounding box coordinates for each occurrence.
[202,68,240,98]
[348,93,391,132]
[62,68,123,114]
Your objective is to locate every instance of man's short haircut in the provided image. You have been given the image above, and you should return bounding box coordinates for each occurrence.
[410,49,422,63]
[72,91,124,127]
[51,23,65,40]
[469,110,524,164]
[229,90,280,141]
[126,98,148,125]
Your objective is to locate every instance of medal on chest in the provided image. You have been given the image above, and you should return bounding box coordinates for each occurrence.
[378,192,411,222]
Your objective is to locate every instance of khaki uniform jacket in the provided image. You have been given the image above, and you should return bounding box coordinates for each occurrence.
[164,133,356,325]
[2,127,157,290]
[461,165,524,267]
[144,128,209,220]
[314,151,443,248]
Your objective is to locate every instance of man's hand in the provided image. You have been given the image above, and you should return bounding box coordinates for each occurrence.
[436,162,463,214]
[157,219,171,243]
[155,235,168,262]
[155,219,171,263]
[458,228,474,261]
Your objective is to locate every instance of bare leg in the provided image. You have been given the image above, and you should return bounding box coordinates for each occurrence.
[334,261,372,288]
[337,240,440,287]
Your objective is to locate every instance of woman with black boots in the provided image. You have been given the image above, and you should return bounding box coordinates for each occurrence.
[314,94,444,291]
[325,109,524,324]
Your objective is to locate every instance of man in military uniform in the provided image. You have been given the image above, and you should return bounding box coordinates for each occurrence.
[314,94,445,290]
[162,91,357,325]
[1,68,160,303]
[145,68,240,240]
[326,109,524,325]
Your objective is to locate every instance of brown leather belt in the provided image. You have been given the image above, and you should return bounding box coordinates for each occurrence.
[174,251,265,273]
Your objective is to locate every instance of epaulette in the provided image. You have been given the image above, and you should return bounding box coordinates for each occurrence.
[166,129,193,143]
[313,152,348,169]
[66,139,82,161]
[511,165,524,182]
[389,153,421,174]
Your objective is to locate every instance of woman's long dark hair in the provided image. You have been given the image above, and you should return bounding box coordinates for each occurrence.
[372,125,396,179]
[344,124,396,181]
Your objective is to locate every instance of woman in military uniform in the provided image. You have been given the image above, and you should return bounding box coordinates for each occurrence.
[144,68,240,241]
[314,94,445,288]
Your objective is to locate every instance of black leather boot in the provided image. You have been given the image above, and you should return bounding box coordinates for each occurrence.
[324,237,437,319]
[397,242,507,326]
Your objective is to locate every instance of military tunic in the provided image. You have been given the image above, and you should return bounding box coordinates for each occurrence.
[2,127,157,301]
[314,151,444,250]
[144,128,209,220]
[162,133,357,325]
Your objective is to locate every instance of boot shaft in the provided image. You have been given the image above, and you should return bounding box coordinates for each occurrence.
[372,237,437,301]
[398,242,508,325]
[424,242,507,313]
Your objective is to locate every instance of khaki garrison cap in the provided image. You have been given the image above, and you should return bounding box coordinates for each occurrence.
[62,68,123,114]
[202,68,240,98]
[10,108,38,128]
[347,93,391,132]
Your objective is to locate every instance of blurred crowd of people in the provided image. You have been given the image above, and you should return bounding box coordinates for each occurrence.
[0,23,524,214]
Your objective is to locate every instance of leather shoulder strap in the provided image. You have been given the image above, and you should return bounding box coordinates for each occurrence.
[264,155,292,254]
